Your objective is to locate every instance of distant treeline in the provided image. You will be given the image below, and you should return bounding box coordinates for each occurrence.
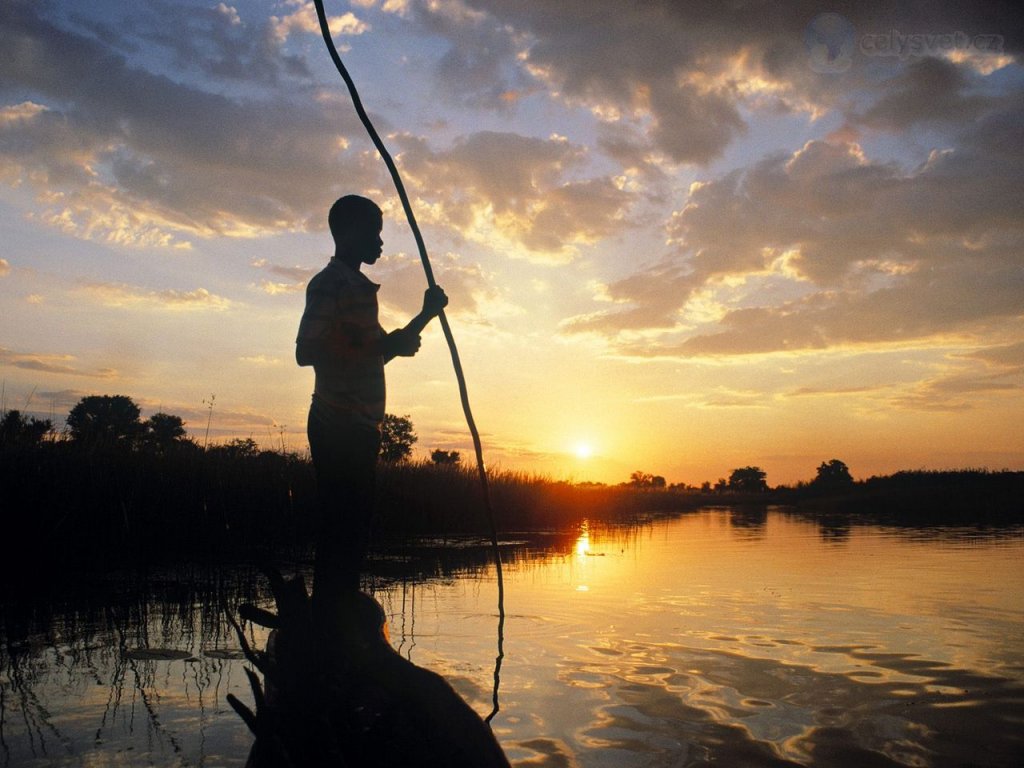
[2,399,1021,578]
[776,468,1024,521]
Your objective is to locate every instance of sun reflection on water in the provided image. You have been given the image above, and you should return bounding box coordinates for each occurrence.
[575,521,591,557]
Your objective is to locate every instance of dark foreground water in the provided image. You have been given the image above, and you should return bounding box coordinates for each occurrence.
[2,508,1022,767]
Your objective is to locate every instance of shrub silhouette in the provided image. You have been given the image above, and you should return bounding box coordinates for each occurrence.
[728,466,768,493]
[812,459,854,490]
[144,412,189,450]
[67,395,143,446]
[380,414,416,463]
[0,409,52,445]
[629,471,666,488]
[431,449,461,465]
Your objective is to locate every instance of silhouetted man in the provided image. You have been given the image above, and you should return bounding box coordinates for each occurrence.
[297,195,447,612]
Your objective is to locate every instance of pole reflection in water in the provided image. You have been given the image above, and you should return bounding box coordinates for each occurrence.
[2,510,1023,767]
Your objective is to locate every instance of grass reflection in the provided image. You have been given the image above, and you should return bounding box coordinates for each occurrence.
[0,564,273,768]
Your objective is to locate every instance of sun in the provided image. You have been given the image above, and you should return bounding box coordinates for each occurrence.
[573,442,593,460]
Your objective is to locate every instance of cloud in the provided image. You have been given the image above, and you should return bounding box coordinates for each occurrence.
[270,4,370,46]
[239,355,283,366]
[257,280,306,295]
[0,1,381,245]
[855,56,1007,130]
[407,3,780,165]
[786,385,878,398]
[668,273,1020,357]
[7,0,1017,261]
[254,261,318,282]
[374,251,495,322]
[416,0,763,164]
[962,340,1024,367]
[562,93,1024,356]
[406,0,535,110]
[37,389,93,409]
[251,259,317,294]
[888,352,1023,412]
[87,0,365,86]
[410,1,1023,170]
[595,122,671,187]
[79,282,234,311]
[395,130,635,260]
[4,1,1022,358]
[634,387,771,409]
[196,404,277,430]
[561,263,696,334]
[124,0,313,84]
[0,347,118,379]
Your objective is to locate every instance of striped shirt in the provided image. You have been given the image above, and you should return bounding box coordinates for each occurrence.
[296,258,385,428]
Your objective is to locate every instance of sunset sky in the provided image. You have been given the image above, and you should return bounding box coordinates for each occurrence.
[2,0,1022,486]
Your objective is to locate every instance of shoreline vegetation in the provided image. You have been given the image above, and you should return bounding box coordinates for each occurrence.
[2,399,1022,582]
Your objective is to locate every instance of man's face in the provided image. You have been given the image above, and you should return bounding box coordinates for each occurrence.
[349,214,383,265]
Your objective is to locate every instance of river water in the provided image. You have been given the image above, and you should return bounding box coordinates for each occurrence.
[2,508,1022,767]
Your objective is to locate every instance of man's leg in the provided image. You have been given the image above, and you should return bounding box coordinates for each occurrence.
[308,406,380,621]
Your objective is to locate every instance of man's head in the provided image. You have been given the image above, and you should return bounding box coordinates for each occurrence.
[329,195,383,266]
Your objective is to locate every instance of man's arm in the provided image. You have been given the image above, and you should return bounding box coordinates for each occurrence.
[381,286,449,362]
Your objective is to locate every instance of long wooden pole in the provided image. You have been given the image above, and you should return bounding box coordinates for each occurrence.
[312,0,505,723]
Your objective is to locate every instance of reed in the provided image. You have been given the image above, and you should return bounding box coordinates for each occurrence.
[3,437,1020,583]
[0,439,694,577]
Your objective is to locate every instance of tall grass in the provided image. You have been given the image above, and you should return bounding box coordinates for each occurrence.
[0,438,714,579]
[3,436,1020,582]
[1,438,315,577]
[374,462,714,536]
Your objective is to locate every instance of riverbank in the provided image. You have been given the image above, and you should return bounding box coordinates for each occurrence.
[2,439,1021,579]
[776,468,1024,523]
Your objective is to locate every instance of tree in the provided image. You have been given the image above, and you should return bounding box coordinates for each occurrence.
[629,471,666,489]
[812,459,854,490]
[66,395,142,446]
[430,449,461,466]
[728,466,769,493]
[0,410,52,445]
[209,437,260,459]
[144,412,188,450]
[380,414,416,463]
[629,470,648,486]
